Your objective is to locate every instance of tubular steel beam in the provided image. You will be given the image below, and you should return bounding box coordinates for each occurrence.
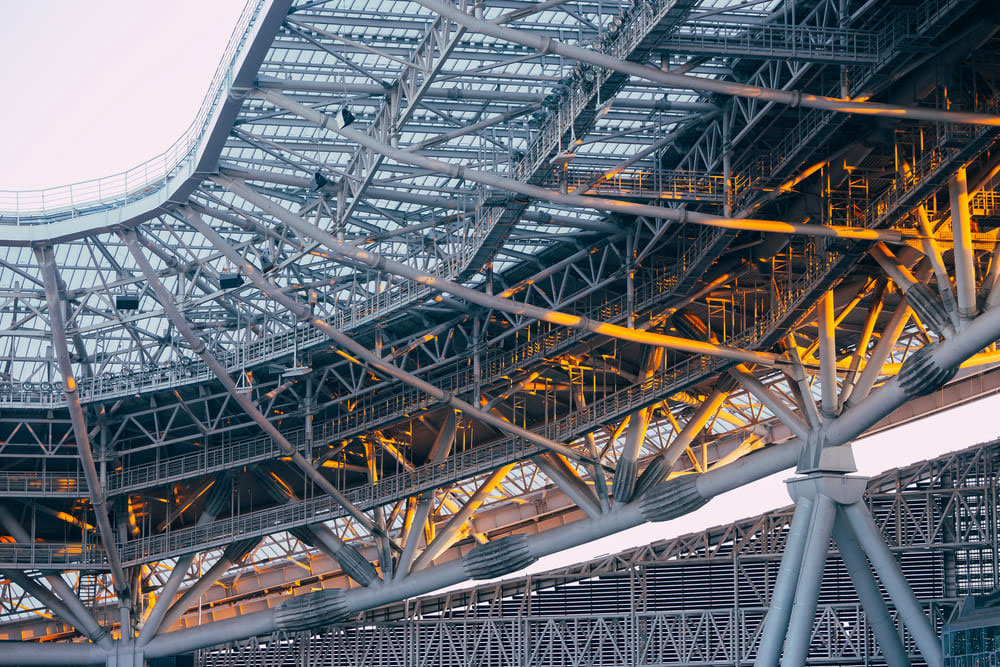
[183,207,592,464]
[0,506,111,650]
[781,493,837,666]
[613,348,662,503]
[252,88,907,244]
[120,230,386,544]
[137,475,232,645]
[843,304,911,408]
[950,167,978,323]
[0,641,105,666]
[818,291,839,418]
[410,463,516,570]
[215,174,784,367]
[634,385,730,496]
[148,281,993,658]
[395,412,457,580]
[832,514,911,667]
[1,570,90,643]
[571,386,612,513]
[34,245,130,606]
[753,496,813,667]
[730,366,811,441]
[532,453,603,519]
[155,539,259,635]
[415,0,1000,127]
[842,501,943,665]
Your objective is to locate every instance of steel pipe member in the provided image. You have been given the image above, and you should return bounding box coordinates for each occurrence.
[138,475,238,644]
[414,0,1000,127]
[35,245,130,608]
[253,87,907,244]
[215,173,783,368]
[832,514,911,667]
[0,641,105,666]
[842,501,943,666]
[780,493,837,666]
[753,496,814,667]
[146,174,1000,658]
[122,230,390,546]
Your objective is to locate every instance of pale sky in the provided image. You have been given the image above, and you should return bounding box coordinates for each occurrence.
[1,0,997,580]
[0,1,246,190]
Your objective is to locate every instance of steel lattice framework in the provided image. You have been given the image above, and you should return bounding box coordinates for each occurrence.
[196,436,1000,666]
[1,0,1000,664]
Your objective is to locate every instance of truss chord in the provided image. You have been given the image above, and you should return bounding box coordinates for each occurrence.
[216,172,785,367]
[414,0,1000,127]
[253,87,908,244]
[120,230,389,545]
[33,245,131,615]
[4,0,1000,659]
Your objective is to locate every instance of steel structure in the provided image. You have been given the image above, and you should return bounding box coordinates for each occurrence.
[196,435,1000,666]
[1,0,1000,664]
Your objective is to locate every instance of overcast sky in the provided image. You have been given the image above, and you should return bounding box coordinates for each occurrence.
[1,0,996,574]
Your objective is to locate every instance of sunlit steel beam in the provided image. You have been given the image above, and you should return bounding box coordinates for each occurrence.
[950,167,978,323]
[612,348,661,503]
[252,88,908,244]
[411,463,516,569]
[0,505,110,650]
[395,411,456,580]
[183,207,593,463]
[155,538,259,635]
[216,173,783,367]
[137,475,231,645]
[818,291,839,418]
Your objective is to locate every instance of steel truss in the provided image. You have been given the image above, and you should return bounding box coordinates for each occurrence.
[198,437,1000,666]
[1,0,1000,664]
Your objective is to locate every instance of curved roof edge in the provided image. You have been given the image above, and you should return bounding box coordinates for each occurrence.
[0,0,293,247]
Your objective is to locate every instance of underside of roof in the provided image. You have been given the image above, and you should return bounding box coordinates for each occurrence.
[1,0,999,660]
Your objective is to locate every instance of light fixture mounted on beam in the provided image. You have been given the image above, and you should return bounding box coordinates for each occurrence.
[219,272,244,289]
[282,365,312,379]
[116,293,140,310]
[333,106,355,130]
[310,171,330,191]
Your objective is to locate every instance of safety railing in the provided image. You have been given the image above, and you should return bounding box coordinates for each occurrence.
[0,0,707,406]
[0,471,87,498]
[108,253,692,494]
[0,542,108,570]
[118,236,833,566]
[730,0,969,201]
[543,167,729,203]
[669,22,883,64]
[20,219,781,499]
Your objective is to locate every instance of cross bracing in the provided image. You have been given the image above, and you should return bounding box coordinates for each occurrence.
[1,0,1000,664]
[197,436,999,666]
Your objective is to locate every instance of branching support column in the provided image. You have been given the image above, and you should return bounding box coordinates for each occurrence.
[183,207,592,464]
[396,412,457,579]
[752,472,940,666]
